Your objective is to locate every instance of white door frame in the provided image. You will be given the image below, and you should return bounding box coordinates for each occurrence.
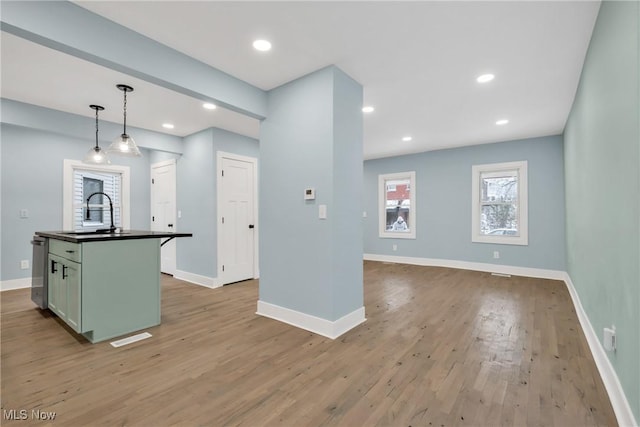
[216,151,259,284]
[151,158,177,275]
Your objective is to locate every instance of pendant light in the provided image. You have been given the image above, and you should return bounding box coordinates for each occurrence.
[107,84,141,157]
[83,105,111,165]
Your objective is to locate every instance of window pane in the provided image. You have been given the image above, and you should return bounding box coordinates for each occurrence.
[385,178,410,231]
[83,177,104,223]
[481,204,518,235]
[480,172,517,203]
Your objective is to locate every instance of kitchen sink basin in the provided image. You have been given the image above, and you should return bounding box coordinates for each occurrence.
[62,231,97,235]
[62,231,130,236]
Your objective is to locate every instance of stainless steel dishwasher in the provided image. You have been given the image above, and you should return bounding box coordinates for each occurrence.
[30,236,48,309]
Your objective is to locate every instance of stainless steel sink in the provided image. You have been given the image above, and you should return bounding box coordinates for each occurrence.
[62,231,98,235]
[62,231,130,236]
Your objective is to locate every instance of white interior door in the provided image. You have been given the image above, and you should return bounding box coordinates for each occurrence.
[151,160,177,275]
[218,153,257,285]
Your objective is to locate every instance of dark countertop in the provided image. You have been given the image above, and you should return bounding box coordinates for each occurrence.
[36,230,193,244]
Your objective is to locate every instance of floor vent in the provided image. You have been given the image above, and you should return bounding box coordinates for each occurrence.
[491,272,512,278]
[110,332,152,348]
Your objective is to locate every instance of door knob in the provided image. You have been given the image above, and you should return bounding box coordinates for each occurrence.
[248,224,255,229]
[167,224,174,228]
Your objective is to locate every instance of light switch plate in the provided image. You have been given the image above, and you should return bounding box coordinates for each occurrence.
[319,204,327,219]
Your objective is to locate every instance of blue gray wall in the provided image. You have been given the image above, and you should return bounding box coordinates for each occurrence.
[564,0,639,421]
[0,123,151,281]
[176,128,259,279]
[260,66,363,321]
[364,135,566,271]
[331,67,364,319]
[175,129,215,279]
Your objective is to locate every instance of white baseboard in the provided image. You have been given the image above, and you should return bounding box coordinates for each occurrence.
[362,254,636,427]
[1,278,31,292]
[4,271,222,291]
[562,273,638,427]
[256,300,366,339]
[363,253,565,280]
[173,270,220,289]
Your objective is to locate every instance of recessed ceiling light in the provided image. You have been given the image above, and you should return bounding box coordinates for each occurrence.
[477,74,495,83]
[496,119,509,125]
[362,106,375,113]
[203,103,217,110]
[162,123,174,129]
[402,136,413,142]
[253,39,272,52]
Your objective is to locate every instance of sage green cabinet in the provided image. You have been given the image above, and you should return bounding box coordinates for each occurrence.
[47,255,63,316]
[46,237,160,343]
[48,249,82,333]
[63,258,81,331]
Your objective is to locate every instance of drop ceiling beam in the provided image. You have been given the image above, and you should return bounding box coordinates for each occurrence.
[0,1,267,120]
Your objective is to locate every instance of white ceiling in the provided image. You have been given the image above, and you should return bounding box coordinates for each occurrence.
[2,1,600,160]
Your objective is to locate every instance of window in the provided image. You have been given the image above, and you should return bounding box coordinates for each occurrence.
[63,160,130,231]
[82,176,105,225]
[379,171,416,239]
[472,161,528,245]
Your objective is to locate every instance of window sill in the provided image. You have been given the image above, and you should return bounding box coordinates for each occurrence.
[380,231,416,239]
[472,235,528,246]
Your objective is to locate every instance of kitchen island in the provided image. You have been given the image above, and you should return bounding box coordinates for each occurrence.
[35,230,192,343]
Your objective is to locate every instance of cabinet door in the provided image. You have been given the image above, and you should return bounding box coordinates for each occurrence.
[64,261,82,333]
[47,255,57,313]
[47,255,67,318]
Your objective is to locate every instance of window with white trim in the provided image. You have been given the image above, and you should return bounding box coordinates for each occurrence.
[472,161,528,245]
[63,160,130,231]
[379,171,416,239]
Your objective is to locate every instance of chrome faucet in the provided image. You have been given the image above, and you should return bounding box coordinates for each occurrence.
[86,192,116,233]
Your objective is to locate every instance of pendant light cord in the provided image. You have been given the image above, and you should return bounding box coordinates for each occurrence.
[94,107,100,149]
[123,89,127,135]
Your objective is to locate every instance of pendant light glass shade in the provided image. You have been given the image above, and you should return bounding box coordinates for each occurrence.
[109,133,141,157]
[107,84,141,157]
[84,105,111,165]
[84,145,110,164]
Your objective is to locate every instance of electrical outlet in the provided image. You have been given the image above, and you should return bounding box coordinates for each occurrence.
[603,326,616,351]
[20,209,29,219]
[493,251,500,259]
[20,260,29,269]
[362,211,367,218]
[392,244,397,251]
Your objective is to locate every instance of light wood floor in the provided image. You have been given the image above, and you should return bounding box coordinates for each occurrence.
[1,262,616,426]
